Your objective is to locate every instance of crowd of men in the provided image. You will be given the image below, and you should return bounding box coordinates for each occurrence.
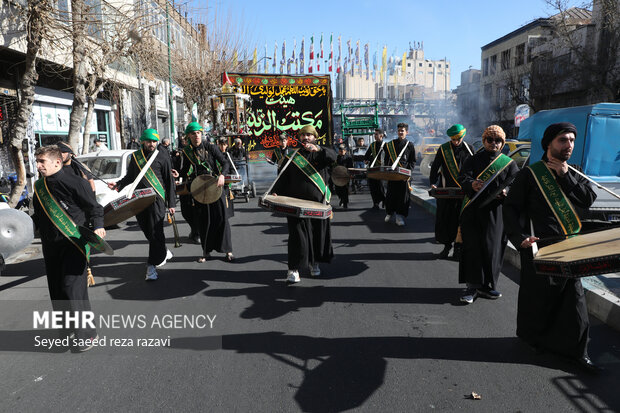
[28,120,602,373]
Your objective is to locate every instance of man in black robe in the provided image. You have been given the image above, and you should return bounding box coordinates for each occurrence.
[33,145,105,351]
[57,142,95,192]
[271,133,294,171]
[458,125,519,304]
[216,137,235,261]
[503,122,599,372]
[110,129,176,281]
[364,128,386,209]
[383,123,416,226]
[179,122,231,263]
[272,125,337,283]
[334,144,353,209]
[429,124,473,259]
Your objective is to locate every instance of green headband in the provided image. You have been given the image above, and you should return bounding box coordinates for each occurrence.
[447,124,466,140]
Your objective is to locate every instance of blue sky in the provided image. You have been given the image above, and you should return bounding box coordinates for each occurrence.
[193,0,583,88]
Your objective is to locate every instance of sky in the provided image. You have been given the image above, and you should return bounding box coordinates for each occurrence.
[190,0,584,89]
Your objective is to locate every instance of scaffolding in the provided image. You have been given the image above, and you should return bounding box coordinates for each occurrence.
[340,101,379,142]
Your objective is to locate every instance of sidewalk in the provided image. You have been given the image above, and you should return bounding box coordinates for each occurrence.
[410,171,620,332]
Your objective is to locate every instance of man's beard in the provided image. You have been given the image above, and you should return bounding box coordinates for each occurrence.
[550,147,571,162]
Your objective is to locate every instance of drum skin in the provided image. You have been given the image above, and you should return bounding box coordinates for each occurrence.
[258,194,332,219]
[0,208,34,259]
[331,166,350,187]
[367,166,411,181]
[190,175,222,204]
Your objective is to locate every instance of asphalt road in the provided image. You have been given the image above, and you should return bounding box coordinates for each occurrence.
[1,192,619,412]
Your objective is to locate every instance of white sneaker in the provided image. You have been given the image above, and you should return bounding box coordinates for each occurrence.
[384,214,392,223]
[286,270,300,284]
[145,265,158,281]
[395,214,405,226]
[310,264,321,277]
[157,249,173,268]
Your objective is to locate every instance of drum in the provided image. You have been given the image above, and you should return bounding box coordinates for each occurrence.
[533,227,620,278]
[176,183,189,196]
[428,187,465,199]
[190,175,223,204]
[331,166,350,187]
[367,166,411,181]
[258,194,332,219]
[224,174,242,184]
[103,188,157,227]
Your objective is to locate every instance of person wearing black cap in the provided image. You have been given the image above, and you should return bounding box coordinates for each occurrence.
[503,122,599,372]
[271,133,293,171]
[57,142,96,192]
[109,129,176,281]
[334,144,353,209]
[364,128,386,209]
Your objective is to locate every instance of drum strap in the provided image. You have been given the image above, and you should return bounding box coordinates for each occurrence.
[528,161,581,235]
[439,142,461,188]
[291,152,331,203]
[133,150,165,201]
[386,141,402,167]
[183,144,213,177]
[461,154,513,212]
[370,141,384,167]
[34,178,98,261]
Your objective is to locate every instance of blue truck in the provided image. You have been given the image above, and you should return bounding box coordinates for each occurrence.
[518,103,620,225]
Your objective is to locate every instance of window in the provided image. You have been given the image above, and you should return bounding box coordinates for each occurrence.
[438,64,442,68]
[483,58,489,76]
[418,71,423,75]
[428,63,432,67]
[490,55,497,75]
[418,63,422,67]
[446,64,449,68]
[407,63,411,67]
[501,49,511,71]
[515,44,525,66]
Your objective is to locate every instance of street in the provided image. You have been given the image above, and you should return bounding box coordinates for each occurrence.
[1,193,620,412]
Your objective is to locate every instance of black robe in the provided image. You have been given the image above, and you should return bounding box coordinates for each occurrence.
[334,154,353,206]
[33,168,103,339]
[364,141,386,205]
[458,150,519,289]
[429,142,473,244]
[272,146,337,270]
[116,148,176,266]
[383,139,416,217]
[503,164,596,358]
[180,141,232,255]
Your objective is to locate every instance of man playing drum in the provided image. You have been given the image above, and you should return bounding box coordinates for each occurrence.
[179,122,231,263]
[503,122,599,372]
[109,129,176,281]
[383,123,416,226]
[334,144,353,209]
[272,125,337,283]
[429,124,472,259]
[458,125,519,304]
[364,128,386,209]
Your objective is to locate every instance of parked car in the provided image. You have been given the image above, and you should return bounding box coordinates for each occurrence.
[76,150,133,206]
[415,136,447,161]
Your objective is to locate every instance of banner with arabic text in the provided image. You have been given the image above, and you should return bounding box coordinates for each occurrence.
[226,73,333,162]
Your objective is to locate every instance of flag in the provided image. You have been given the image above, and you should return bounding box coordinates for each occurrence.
[343,56,348,75]
[273,41,277,73]
[328,33,333,72]
[292,39,297,74]
[280,40,286,74]
[300,37,305,74]
[233,50,238,69]
[402,51,407,76]
[264,43,268,73]
[364,43,369,80]
[355,40,360,76]
[318,33,323,72]
[223,71,232,85]
[252,48,257,73]
[337,36,342,73]
[373,50,377,81]
[347,39,352,74]
[309,35,314,73]
[381,45,387,83]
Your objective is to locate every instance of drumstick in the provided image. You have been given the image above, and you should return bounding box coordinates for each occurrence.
[226,152,241,176]
[369,141,385,168]
[126,149,160,195]
[530,226,613,245]
[262,148,300,197]
[391,140,410,170]
[71,156,109,185]
[568,165,620,200]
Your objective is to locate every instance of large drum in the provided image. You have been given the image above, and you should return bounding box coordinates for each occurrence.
[428,187,465,199]
[331,166,350,187]
[258,194,332,219]
[190,175,222,204]
[533,227,620,278]
[224,174,242,184]
[103,188,157,227]
[367,166,411,181]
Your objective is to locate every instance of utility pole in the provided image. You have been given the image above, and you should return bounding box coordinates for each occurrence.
[165,0,176,148]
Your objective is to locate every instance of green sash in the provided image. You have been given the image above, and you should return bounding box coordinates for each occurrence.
[183,145,213,176]
[528,161,581,235]
[439,142,460,187]
[133,149,165,200]
[461,154,513,211]
[386,141,402,167]
[371,142,382,166]
[34,178,94,260]
[291,152,331,202]
[273,147,284,162]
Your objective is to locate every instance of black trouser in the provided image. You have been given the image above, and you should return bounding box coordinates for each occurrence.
[334,184,349,206]
[179,194,198,235]
[136,200,167,266]
[196,192,232,255]
[286,217,333,270]
[43,239,96,340]
[385,180,410,216]
[368,178,385,205]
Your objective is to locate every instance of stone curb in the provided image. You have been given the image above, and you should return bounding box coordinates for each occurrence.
[410,191,620,332]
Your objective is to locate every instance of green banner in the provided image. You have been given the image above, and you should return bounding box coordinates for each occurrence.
[461,154,513,211]
[528,161,581,235]
[133,149,165,201]
[291,152,331,203]
[439,142,461,187]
